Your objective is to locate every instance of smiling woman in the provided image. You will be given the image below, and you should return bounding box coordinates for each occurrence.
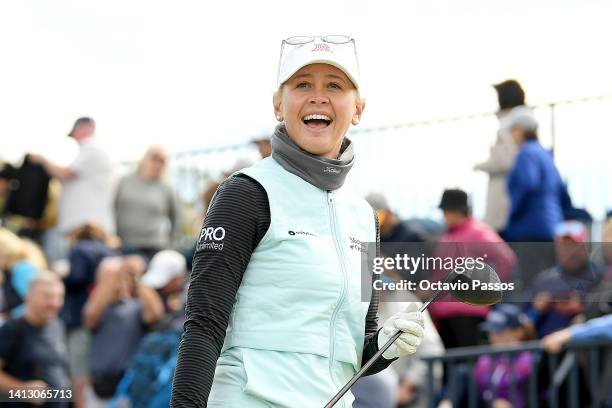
[170,35,425,408]
[273,63,365,159]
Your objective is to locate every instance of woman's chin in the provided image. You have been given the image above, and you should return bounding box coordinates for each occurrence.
[297,138,335,156]
[292,126,340,156]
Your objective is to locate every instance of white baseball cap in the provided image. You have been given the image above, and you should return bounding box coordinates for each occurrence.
[141,250,186,289]
[277,35,360,90]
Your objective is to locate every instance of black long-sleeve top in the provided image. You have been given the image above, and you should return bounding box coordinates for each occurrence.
[170,174,393,407]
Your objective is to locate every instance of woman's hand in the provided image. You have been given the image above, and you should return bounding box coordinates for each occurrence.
[378,302,424,359]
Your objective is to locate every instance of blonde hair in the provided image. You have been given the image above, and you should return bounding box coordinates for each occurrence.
[20,239,48,271]
[0,228,24,269]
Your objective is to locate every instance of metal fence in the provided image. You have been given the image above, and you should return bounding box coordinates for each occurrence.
[421,338,612,407]
[167,95,612,222]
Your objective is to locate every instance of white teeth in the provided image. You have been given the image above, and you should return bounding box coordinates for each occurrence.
[303,114,331,121]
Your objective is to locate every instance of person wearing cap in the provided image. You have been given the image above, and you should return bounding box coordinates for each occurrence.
[171,35,425,407]
[141,249,187,314]
[504,110,566,242]
[29,117,116,238]
[426,189,516,349]
[503,109,570,289]
[473,304,536,408]
[474,80,526,235]
[526,220,603,338]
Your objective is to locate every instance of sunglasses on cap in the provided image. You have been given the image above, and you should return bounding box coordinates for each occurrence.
[277,35,359,88]
[283,35,354,45]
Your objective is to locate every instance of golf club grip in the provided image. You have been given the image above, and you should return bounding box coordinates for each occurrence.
[323,301,431,407]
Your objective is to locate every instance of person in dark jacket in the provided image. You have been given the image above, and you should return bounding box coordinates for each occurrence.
[60,223,116,408]
[0,273,70,408]
[526,221,602,338]
[504,109,568,287]
[505,110,565,242]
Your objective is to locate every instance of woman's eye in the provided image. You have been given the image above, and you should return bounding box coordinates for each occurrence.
[296,82,310,88]
[328,82,342,89]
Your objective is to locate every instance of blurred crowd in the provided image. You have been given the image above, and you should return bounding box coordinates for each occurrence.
[0,80,610,408]
[0,117,188,407]
[356,80,612,408]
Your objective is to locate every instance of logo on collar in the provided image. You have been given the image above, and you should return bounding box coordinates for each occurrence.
[324,167,341,174]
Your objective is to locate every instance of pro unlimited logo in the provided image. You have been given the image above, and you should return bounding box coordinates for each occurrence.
[197,226,225,251]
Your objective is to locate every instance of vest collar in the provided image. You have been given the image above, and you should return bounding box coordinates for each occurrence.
[271,123,354,191]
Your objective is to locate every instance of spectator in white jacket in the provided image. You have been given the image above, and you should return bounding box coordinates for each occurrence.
[474,80,528,234]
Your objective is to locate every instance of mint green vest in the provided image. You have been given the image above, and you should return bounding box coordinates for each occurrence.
[221,157,375,379]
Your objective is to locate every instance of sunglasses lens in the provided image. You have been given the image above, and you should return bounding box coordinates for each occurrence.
[285,36,314,45]
[322,35,352,44]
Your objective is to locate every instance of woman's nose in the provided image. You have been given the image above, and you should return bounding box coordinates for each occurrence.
[308,91,329,105]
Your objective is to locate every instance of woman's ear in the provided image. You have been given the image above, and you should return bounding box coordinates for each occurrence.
[352,97,366,125]
[273,90,283,122]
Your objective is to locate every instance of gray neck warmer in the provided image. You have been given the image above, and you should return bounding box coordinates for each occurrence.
[271,123,354,191]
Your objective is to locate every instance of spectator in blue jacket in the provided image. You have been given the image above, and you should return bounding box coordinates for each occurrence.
[541,313,612,352]
[504,109,566,242]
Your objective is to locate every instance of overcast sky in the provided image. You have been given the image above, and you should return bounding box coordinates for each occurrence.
[1,0,611,164]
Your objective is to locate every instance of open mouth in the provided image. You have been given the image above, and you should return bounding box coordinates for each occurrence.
[302,113,332,130]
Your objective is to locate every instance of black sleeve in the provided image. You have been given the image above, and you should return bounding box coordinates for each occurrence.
[361,209,398,376]
[170,174,270,408]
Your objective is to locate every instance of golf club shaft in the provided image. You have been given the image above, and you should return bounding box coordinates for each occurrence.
[323,288,445,408]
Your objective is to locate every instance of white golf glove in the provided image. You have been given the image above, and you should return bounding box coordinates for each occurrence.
[378,302,425,360]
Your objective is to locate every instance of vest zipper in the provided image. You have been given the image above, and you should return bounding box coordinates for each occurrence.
[327,189,349,403]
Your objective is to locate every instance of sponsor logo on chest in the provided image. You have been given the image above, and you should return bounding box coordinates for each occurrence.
[349,236,367,253]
